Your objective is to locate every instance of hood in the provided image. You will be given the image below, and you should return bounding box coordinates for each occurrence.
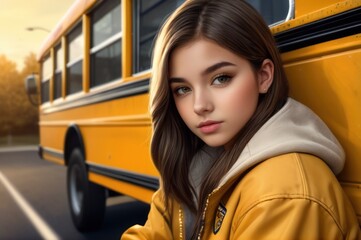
[217,98,345,187]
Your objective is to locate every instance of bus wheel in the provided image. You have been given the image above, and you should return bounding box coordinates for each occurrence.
[67,148,106,231]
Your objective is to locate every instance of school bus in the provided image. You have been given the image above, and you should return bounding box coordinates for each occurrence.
[26,0,360,231]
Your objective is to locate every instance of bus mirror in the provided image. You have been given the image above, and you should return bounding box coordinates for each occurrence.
[24,74,39,106]
[25,74,38,95]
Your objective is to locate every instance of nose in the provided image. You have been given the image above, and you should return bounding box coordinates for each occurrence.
[193,90,214,115]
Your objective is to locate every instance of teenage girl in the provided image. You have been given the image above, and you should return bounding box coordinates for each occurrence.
[122,0,360,239]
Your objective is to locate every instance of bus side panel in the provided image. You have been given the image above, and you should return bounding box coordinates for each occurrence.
[39,125,67,165]
[282,33,361,223]
[89,172,154,203]
[39,89,158,202]
[82,124,154,175]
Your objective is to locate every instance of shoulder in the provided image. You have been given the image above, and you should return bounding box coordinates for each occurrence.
[232,153,359,236]
[238,153,341,202]
[233,153,350,224]
[235,153,350,217]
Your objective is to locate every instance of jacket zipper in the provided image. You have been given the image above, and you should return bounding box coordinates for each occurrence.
[179,208,184,240]
[197,188,219,240]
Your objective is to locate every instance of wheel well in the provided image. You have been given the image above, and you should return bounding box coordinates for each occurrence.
[64,124,85,166]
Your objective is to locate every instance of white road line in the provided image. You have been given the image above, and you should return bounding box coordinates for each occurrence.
[0,171,60,240]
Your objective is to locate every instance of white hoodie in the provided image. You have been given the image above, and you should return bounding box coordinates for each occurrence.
[218,97,345,187]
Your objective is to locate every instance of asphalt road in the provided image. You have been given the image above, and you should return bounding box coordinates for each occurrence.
[0,147,150,240]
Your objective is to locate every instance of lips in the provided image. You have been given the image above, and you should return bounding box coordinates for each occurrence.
[197,120,222,134]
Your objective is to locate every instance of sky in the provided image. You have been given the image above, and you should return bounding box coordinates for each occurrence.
[0,0,75,70]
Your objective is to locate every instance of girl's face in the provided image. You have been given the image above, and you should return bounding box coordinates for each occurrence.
[169,38,273,149]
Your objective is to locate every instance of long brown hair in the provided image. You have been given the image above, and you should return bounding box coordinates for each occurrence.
[150,0,288,237]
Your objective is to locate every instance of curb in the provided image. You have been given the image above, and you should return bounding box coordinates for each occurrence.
[0,146,38,153]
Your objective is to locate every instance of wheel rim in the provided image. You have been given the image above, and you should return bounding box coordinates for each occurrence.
[70,164,84,215]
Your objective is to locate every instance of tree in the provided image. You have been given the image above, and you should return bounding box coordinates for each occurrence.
[21,52,40,77]
[0,55,20,136]
[0,53,39,136]
[17,52,40,134]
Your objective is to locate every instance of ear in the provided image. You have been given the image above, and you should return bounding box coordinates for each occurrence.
[257,59,274,94]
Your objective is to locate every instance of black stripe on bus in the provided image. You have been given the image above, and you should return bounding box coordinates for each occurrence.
[88,164,159,191]
[42,147,65,161]
[275,7,361,52]
[43,79,149,114]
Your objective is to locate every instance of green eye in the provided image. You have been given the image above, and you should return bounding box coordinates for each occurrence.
[175,86,191,95]
[212,75,231,85]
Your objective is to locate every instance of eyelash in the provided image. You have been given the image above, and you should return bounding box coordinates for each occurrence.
[173,86,191,96]
[212,74,232,86]
[172,74,232,96]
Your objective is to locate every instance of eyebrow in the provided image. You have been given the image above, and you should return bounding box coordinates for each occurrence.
[169,61,235,83]
[202,61,235,76]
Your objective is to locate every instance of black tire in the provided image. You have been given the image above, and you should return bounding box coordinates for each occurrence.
[67,148,106,232]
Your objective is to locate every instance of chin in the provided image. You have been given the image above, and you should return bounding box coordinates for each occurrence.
[201,136,235,150]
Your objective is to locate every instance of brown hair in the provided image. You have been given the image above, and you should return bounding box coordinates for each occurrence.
[150,0,288,237]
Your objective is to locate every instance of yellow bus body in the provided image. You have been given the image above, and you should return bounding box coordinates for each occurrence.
[38,0,157,203]
[275,0,361,224]
[36,0,361,225]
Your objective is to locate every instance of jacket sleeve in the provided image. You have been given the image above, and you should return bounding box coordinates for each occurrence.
[231,197,356,240]
[121,189,173,240]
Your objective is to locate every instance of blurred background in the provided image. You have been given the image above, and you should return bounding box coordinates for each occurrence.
[0,2,150,239]
[0,0,74,147]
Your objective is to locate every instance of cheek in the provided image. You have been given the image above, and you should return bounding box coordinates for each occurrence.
[223,78,259,116]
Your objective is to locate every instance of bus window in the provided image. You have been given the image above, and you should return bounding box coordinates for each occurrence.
[133,0,184,73]
[66,23,83,95]
[246,0,293,26]
[41,54,51,103]
[54,43,63,100]
[90,0,122,88]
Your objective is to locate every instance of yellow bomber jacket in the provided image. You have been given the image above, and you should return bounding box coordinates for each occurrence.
[122,99,360,239]
[122,153,360,239]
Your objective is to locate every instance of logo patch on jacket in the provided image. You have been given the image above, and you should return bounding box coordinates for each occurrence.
[213,203,227,234]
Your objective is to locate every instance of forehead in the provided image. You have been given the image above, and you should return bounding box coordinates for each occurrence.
[169,38,245,77]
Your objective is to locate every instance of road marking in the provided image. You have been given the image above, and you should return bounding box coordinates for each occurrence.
[0,171,60,240]
[107,195,136,206]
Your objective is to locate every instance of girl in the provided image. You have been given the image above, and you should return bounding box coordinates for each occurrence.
[122,0,360,239]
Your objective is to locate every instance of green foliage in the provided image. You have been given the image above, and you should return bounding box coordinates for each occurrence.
[0,53,39,136]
